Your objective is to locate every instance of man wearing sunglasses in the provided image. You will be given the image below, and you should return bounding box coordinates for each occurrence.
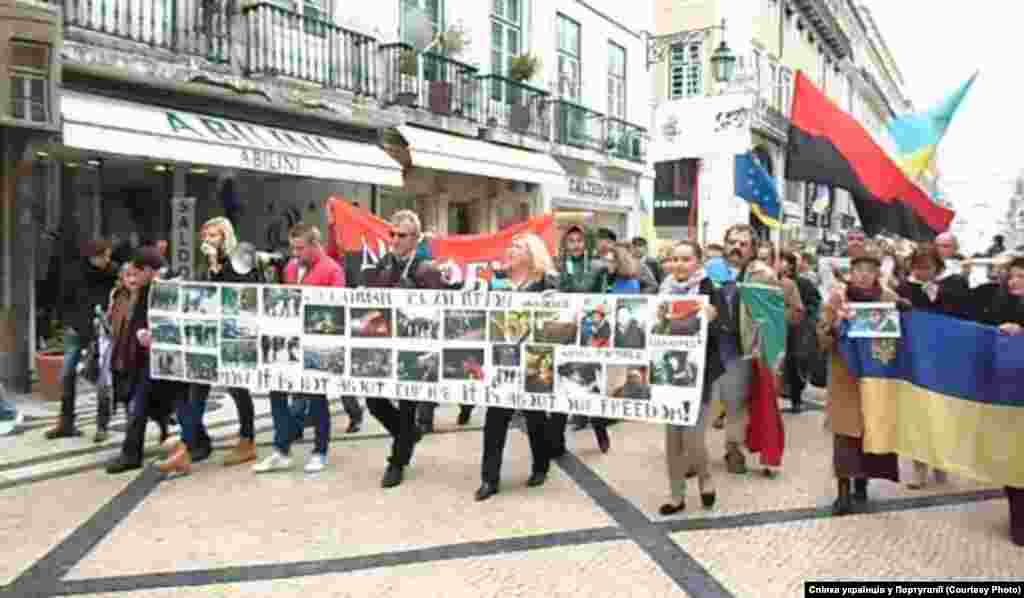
[363,210,460,488]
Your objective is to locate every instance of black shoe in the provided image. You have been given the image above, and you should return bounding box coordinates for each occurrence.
[106,460,142,474]
[833,479,853,516]
[573,419,589,431]
[45,426,82,440]
[381,464,404,488]
[526,471,547,487]
[853,479,868,503]
[346,419,362,434]
[456,410,471,426]
[475,482,500,501]
[192,443,213,464]
[701,492,717,509]
[595,427,610,454]
[659,500,685,516]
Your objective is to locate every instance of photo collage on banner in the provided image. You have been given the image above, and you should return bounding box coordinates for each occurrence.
[149,283,708,426]
[149,281,222,385]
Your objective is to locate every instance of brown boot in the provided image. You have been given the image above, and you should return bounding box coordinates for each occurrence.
[724,442,747,474]
[158,445,191,475]
[223,438,257,467]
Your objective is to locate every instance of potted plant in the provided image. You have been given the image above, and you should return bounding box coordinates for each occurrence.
[396,48,419,107]
[508,53,539,132]
[36,318,65,402]
[428,21,471,116]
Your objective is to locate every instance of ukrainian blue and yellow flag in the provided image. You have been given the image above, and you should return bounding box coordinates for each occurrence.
[734,152,781,228]
[887,72,977,179]
[839,311,1024,487]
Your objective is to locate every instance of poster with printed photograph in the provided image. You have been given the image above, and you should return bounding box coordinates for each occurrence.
[149,284,709,425]
[847,302,901,338]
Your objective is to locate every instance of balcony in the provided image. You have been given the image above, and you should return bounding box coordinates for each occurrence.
[380,43,479,121]
[477,75,551,143]
[52,0,379,96]
[54,0,235,62]
[604,118,647,163]
[242,2,377,95]
[752,91,790,140]
[553,99,605,154]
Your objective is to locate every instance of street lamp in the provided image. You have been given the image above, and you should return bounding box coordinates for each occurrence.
[645,19,734,84]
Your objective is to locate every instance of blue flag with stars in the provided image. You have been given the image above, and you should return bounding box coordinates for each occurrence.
[735,152,781,228]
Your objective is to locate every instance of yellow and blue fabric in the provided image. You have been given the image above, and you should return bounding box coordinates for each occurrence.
[734,152,781,228]
[839,310,1024,487]
[739,283,787,371]
[887,72,977,179]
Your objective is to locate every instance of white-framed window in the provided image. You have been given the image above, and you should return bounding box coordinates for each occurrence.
[10,40,49,124]
[491,0,522,79]
[557,14,581,100]
[401,0,444,46]
[607,41,626,119]
[667,42,702,100]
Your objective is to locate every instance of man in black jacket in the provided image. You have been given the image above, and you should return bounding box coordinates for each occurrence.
[46,240,118,439]
[362,210,455,488]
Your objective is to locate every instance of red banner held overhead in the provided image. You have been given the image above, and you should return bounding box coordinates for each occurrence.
[325,197,558,288]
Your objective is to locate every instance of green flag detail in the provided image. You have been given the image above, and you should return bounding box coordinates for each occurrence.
[739,283,787,371]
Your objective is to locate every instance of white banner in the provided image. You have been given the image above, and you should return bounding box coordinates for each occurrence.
[170,197,196,280]
[148,282,709,426]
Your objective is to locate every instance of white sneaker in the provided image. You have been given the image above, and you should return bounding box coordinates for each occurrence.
[252,450,292,473]
[304,454,327,473]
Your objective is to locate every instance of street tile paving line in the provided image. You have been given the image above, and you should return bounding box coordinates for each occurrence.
[2,412,1007,597]
[3,467,165,598]
[47,527,628,596]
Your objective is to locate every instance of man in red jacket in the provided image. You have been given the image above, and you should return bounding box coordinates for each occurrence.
[254,224,344,475]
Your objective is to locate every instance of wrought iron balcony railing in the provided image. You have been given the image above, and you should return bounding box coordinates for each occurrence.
[380,43,479,119]
[55,0,234,62]
[242,2,377,95]
[554,99,606,153]
[605,117,647,163]
[477,75,551,141]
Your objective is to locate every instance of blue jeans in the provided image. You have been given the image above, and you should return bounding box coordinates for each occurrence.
[271,393,330,456]
[59,329,84,425]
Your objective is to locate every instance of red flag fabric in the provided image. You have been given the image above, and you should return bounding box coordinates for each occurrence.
[745,358,785,467]
[325,197,558,287]
[786,71,955,241]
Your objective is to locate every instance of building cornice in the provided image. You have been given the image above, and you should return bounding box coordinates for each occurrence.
[790,0,853,59]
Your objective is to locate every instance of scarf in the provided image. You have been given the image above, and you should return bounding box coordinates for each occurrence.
[906,276,939,303]
[660,269,707,296]
[846,283,883,303]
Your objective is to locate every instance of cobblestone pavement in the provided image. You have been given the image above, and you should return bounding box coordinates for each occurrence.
[1,387,1020,597]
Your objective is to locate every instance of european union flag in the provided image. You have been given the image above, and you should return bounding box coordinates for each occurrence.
[734,152,781,228]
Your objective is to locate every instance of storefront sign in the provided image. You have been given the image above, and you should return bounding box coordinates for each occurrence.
[649,95,753,162]
[568,178,622,202]
[61,91,404,186]
[171,197,196,280]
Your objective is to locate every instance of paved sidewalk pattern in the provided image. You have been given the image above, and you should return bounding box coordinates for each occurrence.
[0,389,1020,597]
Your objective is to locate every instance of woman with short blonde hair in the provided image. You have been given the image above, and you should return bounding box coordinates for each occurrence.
[515,233,558,280]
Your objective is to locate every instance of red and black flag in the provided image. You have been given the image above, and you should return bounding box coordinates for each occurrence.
[785,71,954,240]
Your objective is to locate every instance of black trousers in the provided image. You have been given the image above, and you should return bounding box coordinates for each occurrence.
[417,401,474,424]
[117,374,177,465]
[1009,486,1024,546]
[367,398,418,467]
[482,407,550,484]
[784,326,806,405]
[547,412,609,456]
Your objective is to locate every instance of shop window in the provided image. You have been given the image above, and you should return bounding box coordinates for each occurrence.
[10,40,50,124]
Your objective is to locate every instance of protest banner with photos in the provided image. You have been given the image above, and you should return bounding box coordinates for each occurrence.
[148,282,710,426]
